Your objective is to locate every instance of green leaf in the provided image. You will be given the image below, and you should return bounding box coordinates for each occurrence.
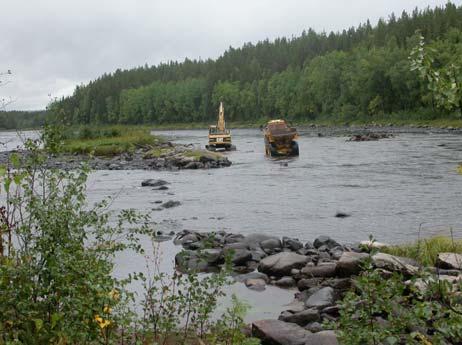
[10,153,20,169]
[34,318,43,332]
[51,313,60,329]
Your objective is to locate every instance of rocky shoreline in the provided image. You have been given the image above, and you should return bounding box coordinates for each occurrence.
[169,230,462,345]
[0,141,232,171]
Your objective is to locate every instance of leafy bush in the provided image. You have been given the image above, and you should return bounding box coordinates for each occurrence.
[334,257,462,345]
[0,139,149,343]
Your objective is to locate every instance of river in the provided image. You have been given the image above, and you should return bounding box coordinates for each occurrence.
[2,127,462,321]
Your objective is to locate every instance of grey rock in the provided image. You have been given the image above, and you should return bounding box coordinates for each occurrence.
[141,179,169,187]
[298,278,324,291]
[335,252,369,277]
[283,237,304,251]
[226,248,253,266]
[436,252,462,270]
[259,252,310,276]
[162,200,181,208]
[301,263,337,278]
[323,278,352,291]
[372,252,418,275]
[252,319,312,345]
[152,185,169,190]
[234,271,269,283]
[275,276,296,288]
[313,236,341,250]
[260,238,283,254]
[305,287,335,309]
[201,248,223,264]
[304,322,324,333]
[245,278,266,291]
[278,308,320,326]
[304,330,339,345]
[321,305,340,317]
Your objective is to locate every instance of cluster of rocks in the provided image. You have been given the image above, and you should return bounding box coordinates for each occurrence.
[172,230,462,345]
[348,132,394,141]
[0,142,231,171]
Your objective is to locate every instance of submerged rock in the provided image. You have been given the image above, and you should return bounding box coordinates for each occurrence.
[161,200,181,209]
[141,179,169,187]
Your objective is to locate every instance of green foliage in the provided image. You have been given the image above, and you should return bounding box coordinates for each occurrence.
[382,235,462,266]
[410,32,462,115]
[43,125,160,156]
[335,258,462,345]
[209,295,261,345]
[48,3,462,126]
[0,138,149,344]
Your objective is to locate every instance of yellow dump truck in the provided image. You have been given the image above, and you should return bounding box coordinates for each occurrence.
[206,102,236,151]
[263,119,299,157]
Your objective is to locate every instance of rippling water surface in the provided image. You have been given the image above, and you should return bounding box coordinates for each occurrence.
[2,128,462,320]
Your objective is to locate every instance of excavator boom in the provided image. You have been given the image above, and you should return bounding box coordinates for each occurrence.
[217,102,225,132]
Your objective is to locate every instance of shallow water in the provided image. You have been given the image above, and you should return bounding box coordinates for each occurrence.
[2,127,462,321]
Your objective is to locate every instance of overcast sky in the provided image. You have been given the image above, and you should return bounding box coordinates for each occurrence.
[2,0,460,110]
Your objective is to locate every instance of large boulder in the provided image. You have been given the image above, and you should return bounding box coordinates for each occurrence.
[259,252,310,276]
[372,253,419,276]
[305,287,335,309]
[305,331,339,345]
[301,263,337,278]
[252,319,312,345]
[436,253,462,270]
[313,236,341,250]
[335,252,369,277]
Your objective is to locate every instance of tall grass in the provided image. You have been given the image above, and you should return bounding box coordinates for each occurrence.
[382,236,462,266]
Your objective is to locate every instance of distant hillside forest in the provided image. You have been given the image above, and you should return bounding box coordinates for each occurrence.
[0,111,46,129]
[49,3,462,125]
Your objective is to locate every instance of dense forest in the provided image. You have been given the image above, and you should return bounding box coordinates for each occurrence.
[49,3,462,125]
[0,111,46,129]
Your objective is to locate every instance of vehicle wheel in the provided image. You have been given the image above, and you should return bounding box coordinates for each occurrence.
[291,141,299,156]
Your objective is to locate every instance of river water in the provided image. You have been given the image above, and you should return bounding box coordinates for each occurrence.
[2,127,462,320]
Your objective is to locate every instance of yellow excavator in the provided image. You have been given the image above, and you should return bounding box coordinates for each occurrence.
[206,102,236,151]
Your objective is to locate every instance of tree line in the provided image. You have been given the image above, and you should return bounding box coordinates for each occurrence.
[48,3,462,125]
[0,111,46,129]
